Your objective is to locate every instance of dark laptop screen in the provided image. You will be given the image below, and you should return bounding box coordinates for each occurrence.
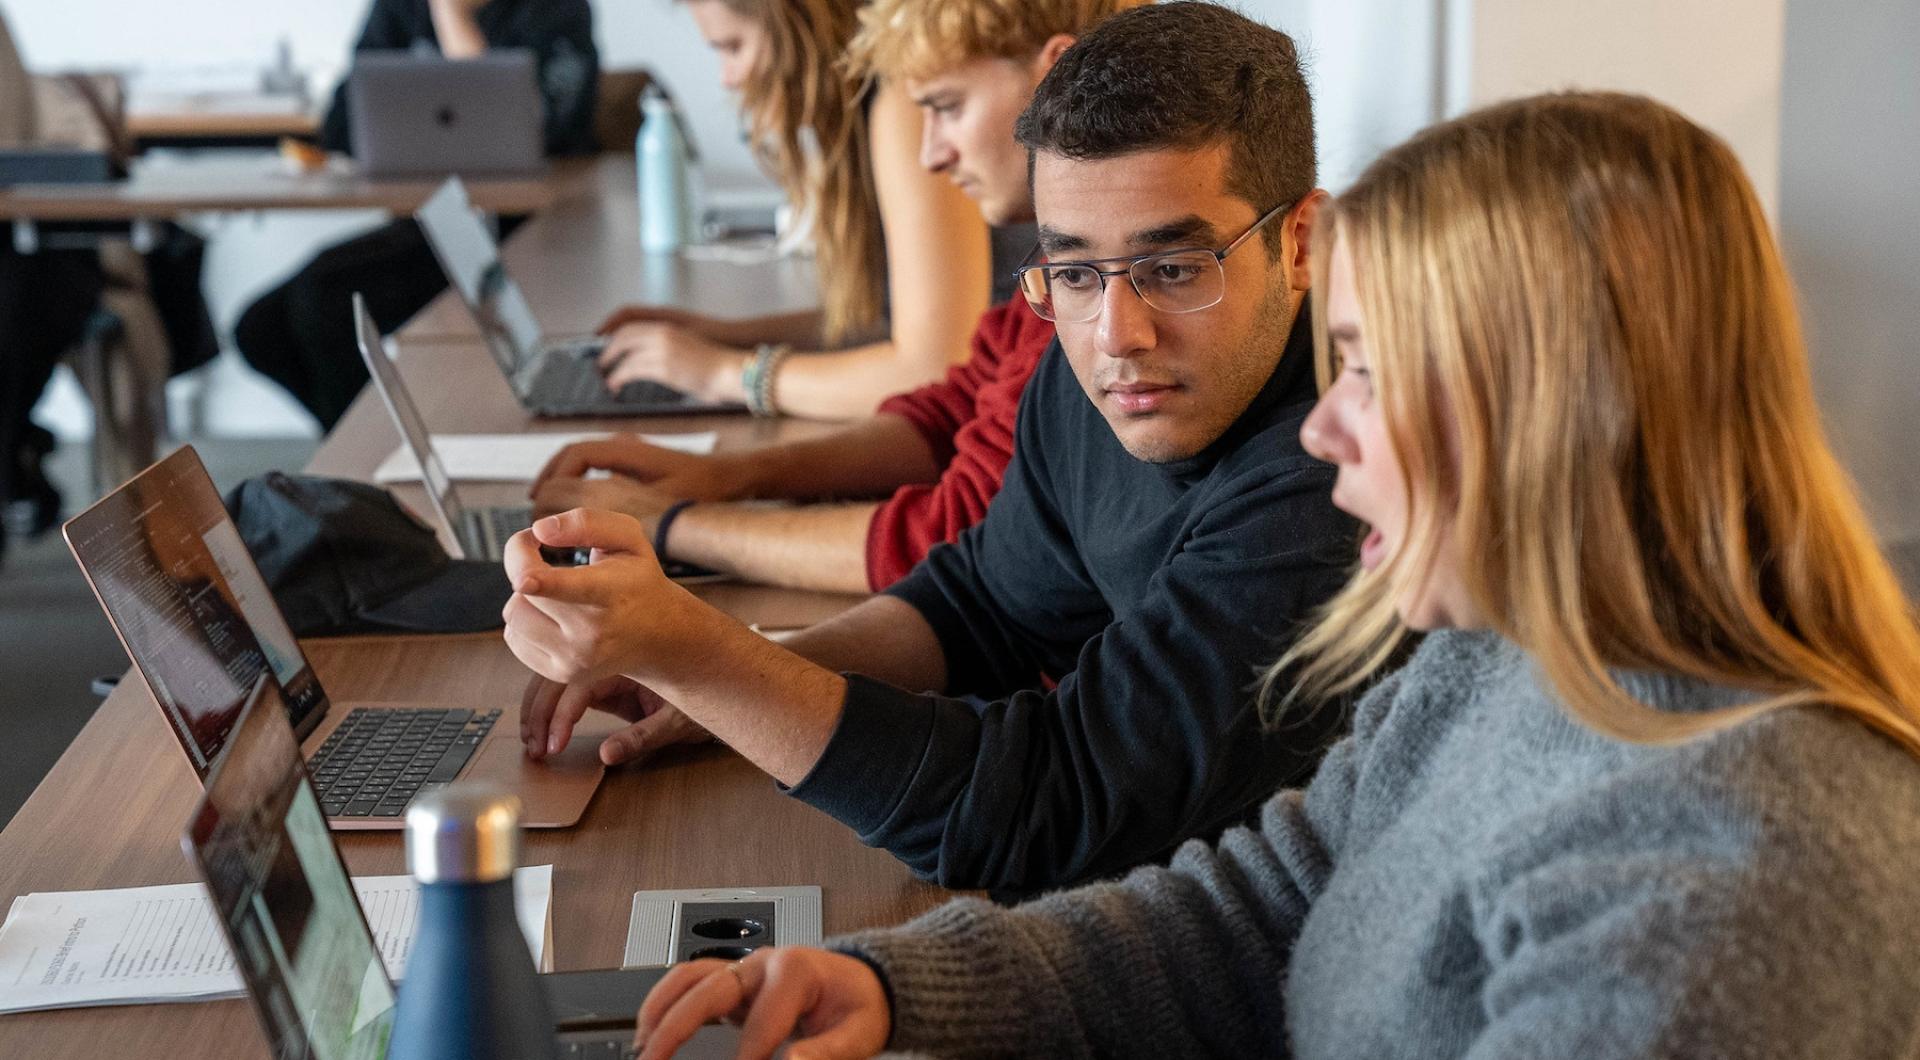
[63,446,326,776]
[184,677,395,1060]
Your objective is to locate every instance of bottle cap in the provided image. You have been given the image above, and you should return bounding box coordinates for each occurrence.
[403,783,522,885]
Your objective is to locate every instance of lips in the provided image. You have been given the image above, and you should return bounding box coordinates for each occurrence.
[1104,381,1179,414]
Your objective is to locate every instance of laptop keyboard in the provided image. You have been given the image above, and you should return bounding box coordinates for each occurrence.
[308,708,500,818]
[560,1038,637,1059]
[530,350,692,410]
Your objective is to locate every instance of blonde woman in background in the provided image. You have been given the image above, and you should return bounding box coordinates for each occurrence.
[626,91,1920,1059]
[594,0,1012,419]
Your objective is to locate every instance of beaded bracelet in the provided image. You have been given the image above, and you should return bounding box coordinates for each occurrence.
[743,342,792,417]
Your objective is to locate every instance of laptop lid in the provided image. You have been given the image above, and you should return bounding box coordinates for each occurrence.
[63,446,329,778]
[345,51,542,178]
[414,176,545,376]
[351,294,475,560]
[184,675,396,1060]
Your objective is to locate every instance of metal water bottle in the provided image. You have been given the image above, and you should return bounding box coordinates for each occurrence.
[388,784,559,1060]
[636,86,694,252]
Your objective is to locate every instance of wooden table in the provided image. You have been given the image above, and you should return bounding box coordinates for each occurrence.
[127,106,320,150]
[0,178,951,1054]
[403,155,818,340]
[0,152,600,223]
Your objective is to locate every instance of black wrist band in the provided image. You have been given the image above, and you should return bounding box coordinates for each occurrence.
[653,499,697,563]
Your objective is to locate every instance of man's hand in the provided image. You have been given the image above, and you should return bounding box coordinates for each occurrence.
[530,435,752,502]
[598,321,748,403]
[530,475,677,532]
[500,509,678,687]
[520,674,712,766]
[635,948,891,1060]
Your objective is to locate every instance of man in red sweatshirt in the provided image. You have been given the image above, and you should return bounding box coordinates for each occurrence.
[526,0,1147,595]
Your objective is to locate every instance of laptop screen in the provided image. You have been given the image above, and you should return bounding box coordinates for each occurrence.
[351,296,471,555]
[184,677,396,1060]
[415,176,544,372]
[63,446,327,776]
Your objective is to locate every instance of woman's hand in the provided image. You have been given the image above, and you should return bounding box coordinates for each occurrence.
[597,321,749,404]
[636,947,891,1060]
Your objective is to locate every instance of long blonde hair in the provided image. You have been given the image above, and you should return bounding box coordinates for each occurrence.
[1275,91,1920,756]
[703,0,884,343]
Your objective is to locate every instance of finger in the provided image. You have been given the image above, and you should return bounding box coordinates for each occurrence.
[500,613,564,683]
[530,440,610,492]
[638,961,753,1060]
[636,960,735,1054]
[543,679,602,757]
[530,507,653,556]
[597,328,640,370]
[530,478,585,517]
[501,593,567,660]
[733,959,815,1060]
[501,527,555,593]
[519,674,557,752]
[602,704,708,766]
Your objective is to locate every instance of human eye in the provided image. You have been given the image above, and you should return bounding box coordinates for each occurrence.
[1146,256,1210,286]
[1049,265,1100,291]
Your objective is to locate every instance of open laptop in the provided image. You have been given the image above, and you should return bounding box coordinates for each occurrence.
[414,176,745,417]
[64,445,617,829]
[352,294,722,580]
[184,676,740,1060]
[346,51,542,178]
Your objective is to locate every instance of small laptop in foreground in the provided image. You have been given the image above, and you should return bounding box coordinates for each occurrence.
[415,176,746,417]
[64,445,617,829]
[346,51,543,177]
[185,676,740,1060]
[352,294,722,581]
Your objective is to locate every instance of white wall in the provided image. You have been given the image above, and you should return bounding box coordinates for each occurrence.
[1778,0,1920,545]
[1465,0,1787,217]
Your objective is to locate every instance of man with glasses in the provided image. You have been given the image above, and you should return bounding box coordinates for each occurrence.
[500,2,1356,897]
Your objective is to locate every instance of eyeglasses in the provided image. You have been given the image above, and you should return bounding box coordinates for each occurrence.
[1013,200,1294,324]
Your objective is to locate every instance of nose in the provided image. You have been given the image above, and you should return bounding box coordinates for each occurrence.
[1093,273,1155,360]
[1300,380,1360,465]
[721,60,746,92]
[920,124,955,173]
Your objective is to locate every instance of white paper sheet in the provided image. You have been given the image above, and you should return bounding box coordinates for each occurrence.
[0,865,552,1014]
[373,432,717,484]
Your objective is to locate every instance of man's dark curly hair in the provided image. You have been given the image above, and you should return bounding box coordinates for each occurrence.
[1015,1,1316,256]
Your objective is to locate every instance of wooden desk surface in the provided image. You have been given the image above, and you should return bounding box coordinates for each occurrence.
[126,109,320,143]
[0,152,603,222]
[0,292,955,1053]
[403,156,818,340]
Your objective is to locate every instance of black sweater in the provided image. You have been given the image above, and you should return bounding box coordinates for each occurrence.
[788,305,1358,897]
[319,0,599,156]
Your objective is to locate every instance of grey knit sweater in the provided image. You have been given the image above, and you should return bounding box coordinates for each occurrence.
[836,630,1920,1058]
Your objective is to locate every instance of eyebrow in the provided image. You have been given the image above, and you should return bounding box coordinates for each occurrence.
[1328,323,1362,344]
[1037,214,1225,258]
[912,89,958,108]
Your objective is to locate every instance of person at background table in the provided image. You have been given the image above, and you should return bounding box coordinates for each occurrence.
[527,0,1149,595]
[501,3,1357,897]
[588,0,1029,421]
[0,8,106,567]
[230,0,598,430]
[628,90,1920,1060]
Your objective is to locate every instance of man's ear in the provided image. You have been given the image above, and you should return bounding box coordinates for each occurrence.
[1285,189,1332,293]
[1032,33,1076,79]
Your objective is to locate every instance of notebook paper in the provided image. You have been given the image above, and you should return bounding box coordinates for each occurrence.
[0,865,552,1014]
[373,432,717,484]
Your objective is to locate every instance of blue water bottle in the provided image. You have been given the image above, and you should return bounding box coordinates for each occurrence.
[637,86,694,252]
[388,784,559,1060]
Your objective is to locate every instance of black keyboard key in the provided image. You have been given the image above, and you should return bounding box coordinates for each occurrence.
[342,799,378,817]
[424,742,479,784]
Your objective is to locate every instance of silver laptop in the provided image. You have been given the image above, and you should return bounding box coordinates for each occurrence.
[185,676,741,1060]
[414,177,744,417]
[346,51,543,177]
[64,446,613,830]
[352,295,721,581]
[352,293,533,563]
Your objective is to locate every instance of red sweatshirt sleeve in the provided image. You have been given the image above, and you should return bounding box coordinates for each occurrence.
[866,297,1055,590]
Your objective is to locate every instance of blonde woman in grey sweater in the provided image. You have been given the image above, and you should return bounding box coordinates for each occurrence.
[626,81,1920,1060]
